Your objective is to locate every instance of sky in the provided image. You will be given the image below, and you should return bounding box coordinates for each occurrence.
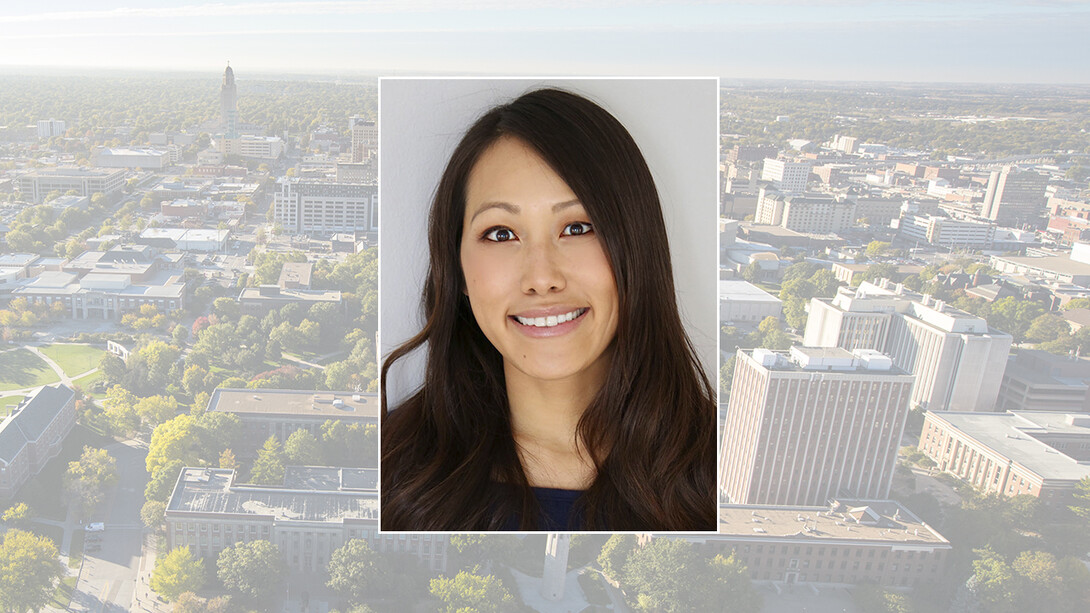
[0,1,1088,83]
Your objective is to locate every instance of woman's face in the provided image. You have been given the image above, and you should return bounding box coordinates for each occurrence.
[460,135,619,388]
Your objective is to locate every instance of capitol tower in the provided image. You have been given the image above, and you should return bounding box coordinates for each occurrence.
[220,63,239,138]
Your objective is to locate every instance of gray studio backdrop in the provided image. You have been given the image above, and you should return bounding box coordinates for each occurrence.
[379,78,718,408]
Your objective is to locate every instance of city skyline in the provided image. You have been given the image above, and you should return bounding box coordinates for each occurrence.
[0,1,1088,83]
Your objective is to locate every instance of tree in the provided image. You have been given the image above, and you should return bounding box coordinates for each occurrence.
[1070,476,1090,522]
[327,539,385,604]
[249,436,285,484]
[102,384,140,435]
[866,240,891,258]
[1025,314,1071,344]
[141,500,166,528]
[211,297,240,321]
[970,547,1017,613]
[135,395,179,428]
[597,533,636,581]
[2,503,33,528]
[147,414,201,476]
[448,535,520,570]
[862,263,898,284]
[0,530,64,613]
[283,429,321,466]
[429,570,515,613]
[706,553,761,613]
[172,592,234,613]
[151,547,205,602]
[217,540,285,602]
[145,460,185,503]
[218,448,238,471]
[63,446,118,518]
[622,538,706,612]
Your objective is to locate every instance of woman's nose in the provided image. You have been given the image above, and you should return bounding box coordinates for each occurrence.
[521,241,566,295]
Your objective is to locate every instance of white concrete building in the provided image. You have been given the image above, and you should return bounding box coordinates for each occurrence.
[273,179,377,234]
[761,158,812,193]
[719,279,782,324]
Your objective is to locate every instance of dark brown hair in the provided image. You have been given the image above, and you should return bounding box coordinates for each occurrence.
[381,87,714,531]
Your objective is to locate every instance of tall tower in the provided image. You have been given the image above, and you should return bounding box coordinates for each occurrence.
[981,166,1048,228]
[540,533,570,601]
[220,63,239,138]
[720,346,915,506]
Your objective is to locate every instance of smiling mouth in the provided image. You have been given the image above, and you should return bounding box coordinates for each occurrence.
[512,308,587,328]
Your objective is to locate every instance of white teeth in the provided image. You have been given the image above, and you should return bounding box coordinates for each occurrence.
[515,308,585,328]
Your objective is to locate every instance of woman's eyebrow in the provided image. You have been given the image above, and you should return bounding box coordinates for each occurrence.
[470,199,583,222]
[470,201,519,222]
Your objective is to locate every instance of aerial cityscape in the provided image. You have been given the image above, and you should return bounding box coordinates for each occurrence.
[1,4,1090,612]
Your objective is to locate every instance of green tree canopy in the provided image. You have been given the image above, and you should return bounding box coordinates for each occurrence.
[429,570,515,613]
[216,540,286,603]
[0,529,64,613]
[249,435,285,485]
[63,445,118,518]
[151,547,204,602]
[327,539,385,604]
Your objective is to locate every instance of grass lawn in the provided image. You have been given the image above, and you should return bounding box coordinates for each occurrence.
[0,348,61,392]
[38,343,106,377]
[0,394,25,417]
[71,370,106,398]
[50,575,77,610]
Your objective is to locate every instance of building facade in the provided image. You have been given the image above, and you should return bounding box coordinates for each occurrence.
[166,467,447,572]
[272,179,378,235]
[761,159,812,193]
[17,167,126,203]
[664,500,950,589]
[982,166,1049,228]
[997,349,1090,412]
[205,388,376,446]
[0,385,76,499]
[720,347,914,505]
[804,281,1012,412]
[919,410,1090,505]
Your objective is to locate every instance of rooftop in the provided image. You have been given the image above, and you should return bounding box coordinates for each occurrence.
[207,388,378,420]
[0,385,74,465]
[930,411,1090,482]
[993,254,1090,278]
[715,499,948,546]
[718,279,781,303]
[166,467,378,522]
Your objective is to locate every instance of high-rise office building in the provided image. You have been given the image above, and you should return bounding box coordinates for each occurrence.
[37,119,66,139]
[804,281,1012,412]
[760,158,812,193]
[273,179,377,234]
[720,346,915,505]
[350,116,377,163]
[981,166,1048,228]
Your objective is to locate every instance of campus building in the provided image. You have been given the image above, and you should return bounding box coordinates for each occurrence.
[165,467,447,572]
[760,158,812,193]
[754,192,854,234]
[720,347,914,505]
[982,166,1049,228]
[658,499,950,589]
[919,410,1090,506]
[804,280,1012,412]
[0,385,76,499]
[237,285,342,317]
[718,280,782,325]
[272,179,378,235]
[997,349,1090,412]
[205,388,377,445]
[17,167,126,203]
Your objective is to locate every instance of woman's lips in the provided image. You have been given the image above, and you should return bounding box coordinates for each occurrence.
[509,307,588,337]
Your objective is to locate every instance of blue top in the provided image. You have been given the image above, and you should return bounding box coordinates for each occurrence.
[535,486,584,531]
[501,486,584,530]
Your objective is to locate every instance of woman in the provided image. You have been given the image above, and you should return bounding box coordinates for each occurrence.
[381,88,714,531]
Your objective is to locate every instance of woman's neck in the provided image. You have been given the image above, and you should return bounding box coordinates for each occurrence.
[504,360,607,490]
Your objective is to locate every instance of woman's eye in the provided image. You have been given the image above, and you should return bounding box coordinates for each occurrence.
[562,222,594,237]
[483,227,516,242]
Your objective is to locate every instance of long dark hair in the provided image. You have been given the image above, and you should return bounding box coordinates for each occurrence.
[381,87,714,531]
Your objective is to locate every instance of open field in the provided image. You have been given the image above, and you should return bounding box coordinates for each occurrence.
[0,348,60,392]
[38,343,105,377]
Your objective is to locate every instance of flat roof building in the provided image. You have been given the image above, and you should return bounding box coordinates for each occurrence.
[272,179,378,235]
[718,279,782,325]
[237,285,342,317]
[919,410,1090,506]
[655,499,950,589]
[720,347,914,506]
[997,349,1090,413]
[165,466,447,572]
[206,388,376,447]
[17,167,125,203]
